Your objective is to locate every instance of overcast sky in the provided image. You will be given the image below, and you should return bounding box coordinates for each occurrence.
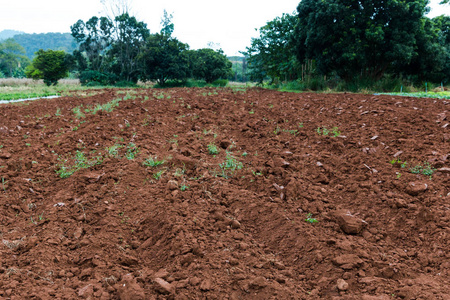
[1,0,449,56]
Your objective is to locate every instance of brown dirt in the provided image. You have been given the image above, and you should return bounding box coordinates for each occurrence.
[0,87,449,300]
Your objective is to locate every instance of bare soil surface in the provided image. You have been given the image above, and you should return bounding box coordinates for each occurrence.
[0,88,449,299]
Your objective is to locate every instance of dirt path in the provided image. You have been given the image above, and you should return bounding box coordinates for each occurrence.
[0,87,449,299]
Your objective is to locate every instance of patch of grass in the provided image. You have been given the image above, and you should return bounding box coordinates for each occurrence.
[143,156,165,167]
[72,105,86,119]
[125,143,139,160]
[409,162,436,177]
[390,158,408,168]
[218,151,243,179]
[153,169,165,180]
[305,213,318,224]
[92,97,121,114]
[56,150,103,178]
[382,91,450,100]
[106,144,122,158]
[317,126,341,137]
[208,143,220,155]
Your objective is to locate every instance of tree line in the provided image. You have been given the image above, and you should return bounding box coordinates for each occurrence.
[21,11,232,86]
[244,0,450,90]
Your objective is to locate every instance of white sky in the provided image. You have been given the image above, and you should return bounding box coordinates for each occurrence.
[1,0,449,56]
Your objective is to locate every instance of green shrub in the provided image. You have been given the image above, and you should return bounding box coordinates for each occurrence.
[79,71,117,86]
[212,79,228,87]
[115,80,137,87]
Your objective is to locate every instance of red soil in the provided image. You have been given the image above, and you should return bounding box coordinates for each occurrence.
[0,88,449,299]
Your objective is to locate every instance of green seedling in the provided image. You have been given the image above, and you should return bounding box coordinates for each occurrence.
[143,156,165,167]
[208,143,220,155]
[331,127,341,137]
[390,158,407,168]
[180,184,190,191]
[2,177,7,192]
[56,151,103,178]
[125,143,139,160]
[305,213,318,224]
[218,151,243,179]
[273,125,281,135]
[409,162,435,178]
[72,106,85,119]
[106,144,122,158]
[153,170,165,180]
[317,126,340,137]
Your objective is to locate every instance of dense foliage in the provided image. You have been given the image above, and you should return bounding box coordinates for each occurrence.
[246,0,450,87]
[70,12,232,86]
[244,14,298,84]
[0,39,30,78]
[25,49,71,86]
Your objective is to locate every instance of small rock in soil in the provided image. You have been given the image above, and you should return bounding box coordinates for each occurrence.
[0,152,11,159]
[334,210,366,234]
[200,279,212,291]
[406,182,428,196]
[118,274,146,300]
[333,254,364,269]
[249,276,268,289]
[167,180,178,190]
[78,284,94,298]
[337,278,349,291]
[230,219,241,229]
[154,278,174,295]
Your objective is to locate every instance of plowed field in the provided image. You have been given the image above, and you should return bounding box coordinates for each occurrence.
[0,88,449,299]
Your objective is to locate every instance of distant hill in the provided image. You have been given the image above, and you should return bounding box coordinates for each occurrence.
[12,32,78,59]
[0,29,25,41]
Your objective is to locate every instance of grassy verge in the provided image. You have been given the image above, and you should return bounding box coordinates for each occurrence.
[0,79,79,101]
[380,91,450,99]
[0,78,143,101]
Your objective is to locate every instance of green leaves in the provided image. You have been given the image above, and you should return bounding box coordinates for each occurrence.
[26,49,69,86]
[293,0,432,81]
[244,13,298,83]
[190,48,233,84]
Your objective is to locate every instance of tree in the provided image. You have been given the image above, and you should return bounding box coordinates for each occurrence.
[71,12,149,84]
[109,13,149,82]
[140,34,189,85]
[71,17,114,72]
[26,49,70,86]
[293,0,430,81]
[0,38,30,77]
[190,48,232,83]
[397,16,450,83]
[244,13,299,83]
[139,11,189,85]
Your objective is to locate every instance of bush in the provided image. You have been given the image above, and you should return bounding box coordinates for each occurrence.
[79,71,117,86]
[114,80,137,87]
[212,79,228,87]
